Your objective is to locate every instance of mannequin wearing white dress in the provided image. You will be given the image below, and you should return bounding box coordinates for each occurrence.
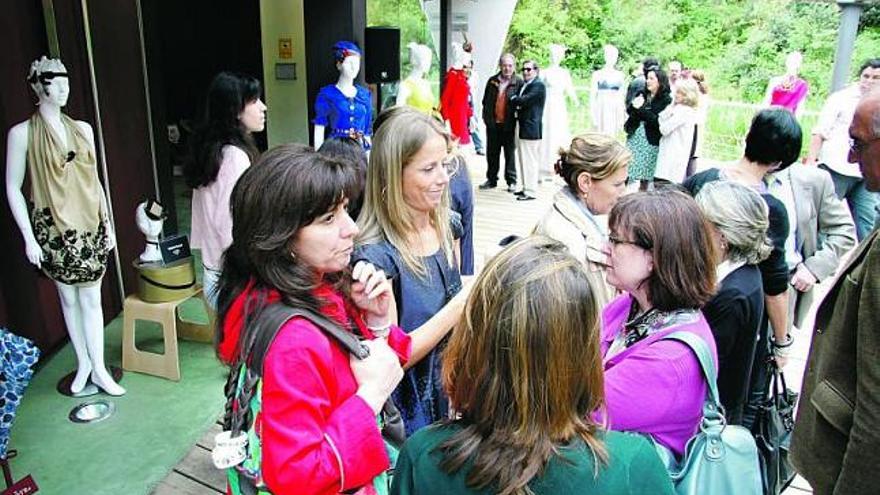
[5,57,124,396]
[541,44,579,178]
[590,44,626,136]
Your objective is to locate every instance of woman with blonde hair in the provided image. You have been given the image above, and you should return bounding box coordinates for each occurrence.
[655,78,700,183]
[533,132,630,309]
[391,236,673,495]
[696,180,772,425]
[354,107,468,436]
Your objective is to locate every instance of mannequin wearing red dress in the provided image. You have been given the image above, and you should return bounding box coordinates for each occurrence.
[440,43,472,145]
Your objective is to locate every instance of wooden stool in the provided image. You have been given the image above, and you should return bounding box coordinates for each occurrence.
[121,288,211,381]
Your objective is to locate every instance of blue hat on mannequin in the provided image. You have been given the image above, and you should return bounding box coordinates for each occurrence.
[333,41,362,62]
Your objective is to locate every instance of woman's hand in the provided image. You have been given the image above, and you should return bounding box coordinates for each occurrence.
[351,261,393,328]
[632,95,645,109]
[352,339,404,414]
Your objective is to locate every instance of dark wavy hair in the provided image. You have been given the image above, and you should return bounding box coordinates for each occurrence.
[644,67,671,101]
[214,144,362,359]
[185,72,261,188]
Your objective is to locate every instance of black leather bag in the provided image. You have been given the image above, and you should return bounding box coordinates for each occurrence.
[752,361,798,494]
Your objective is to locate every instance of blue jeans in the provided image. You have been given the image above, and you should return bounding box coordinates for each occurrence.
[470,128,484,152]
[821,164,879,240]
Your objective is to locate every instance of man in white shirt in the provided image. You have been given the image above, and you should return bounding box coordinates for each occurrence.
[804,59,880,240]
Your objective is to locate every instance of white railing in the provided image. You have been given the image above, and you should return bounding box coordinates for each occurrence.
[568,85,819,163]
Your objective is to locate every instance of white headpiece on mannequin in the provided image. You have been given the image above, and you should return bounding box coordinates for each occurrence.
[27,56,67,97]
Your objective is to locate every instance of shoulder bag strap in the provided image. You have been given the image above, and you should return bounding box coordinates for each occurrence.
[660,331,721,409]
[246,303,370,377]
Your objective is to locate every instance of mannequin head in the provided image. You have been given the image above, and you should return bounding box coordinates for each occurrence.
[408,43,433,74]
[451,42,470,69]
[785,51,803,75]
[603,45,619,68]
[333,41,362,80]
[27,56,69,107]
[549,44,566,66]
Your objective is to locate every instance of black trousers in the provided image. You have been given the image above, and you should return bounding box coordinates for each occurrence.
[485,125,517,186]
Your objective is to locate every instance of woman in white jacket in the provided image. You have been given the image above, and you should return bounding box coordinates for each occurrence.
[655,79,700,184]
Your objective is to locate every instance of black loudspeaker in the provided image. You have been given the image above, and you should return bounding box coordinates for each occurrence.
[365,27,400,83]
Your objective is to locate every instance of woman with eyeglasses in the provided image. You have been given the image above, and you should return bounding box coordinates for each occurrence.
[600,190,718,457]
[354,107,471,436]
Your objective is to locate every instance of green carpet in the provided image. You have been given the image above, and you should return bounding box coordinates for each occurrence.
[8,295,227,494]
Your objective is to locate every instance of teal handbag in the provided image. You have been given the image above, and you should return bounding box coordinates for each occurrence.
[652,331,763,495]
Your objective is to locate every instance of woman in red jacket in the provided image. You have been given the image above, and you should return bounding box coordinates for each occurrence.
[215,144,413,494]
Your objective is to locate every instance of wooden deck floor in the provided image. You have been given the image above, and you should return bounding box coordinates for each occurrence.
[153,152,815,494]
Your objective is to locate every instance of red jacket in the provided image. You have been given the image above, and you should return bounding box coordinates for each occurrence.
[440,68,473,145]
[219,282,411,494]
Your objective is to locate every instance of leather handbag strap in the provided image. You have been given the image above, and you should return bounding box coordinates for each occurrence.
[660,331,721,409]
[246,303,370,376]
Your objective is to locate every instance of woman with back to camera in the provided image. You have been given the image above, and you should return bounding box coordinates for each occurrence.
[391,236,674,495]
[354,107,470,436]
[214,144,408,494]
[655,78,700,184]
[600,190,718,457]
[186,71,266,309]
[533,132,630,309]
[624,66,672,191]
[696,180,772,426]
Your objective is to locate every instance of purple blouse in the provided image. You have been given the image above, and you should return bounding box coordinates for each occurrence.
[599,294,718,456]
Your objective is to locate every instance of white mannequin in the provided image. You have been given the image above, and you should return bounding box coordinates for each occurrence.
[763,51,808,117]
[5,57,124,396]
[396,43,433,109]
[541,44,579,177]
[313,54,365,149]
[590,44,626,136]
[449,42,469,70]
[136,201,164,263]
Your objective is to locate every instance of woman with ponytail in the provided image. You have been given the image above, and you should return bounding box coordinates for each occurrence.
[533,133,631,309]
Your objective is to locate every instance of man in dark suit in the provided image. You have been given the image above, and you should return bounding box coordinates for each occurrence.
[791,90,880,495]
[510,60,546,201]
[479,53,523,192]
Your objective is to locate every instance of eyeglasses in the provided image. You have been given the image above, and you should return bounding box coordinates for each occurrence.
[521,67,534,72]
[441,154,460,176]
[849,136,880,155]
[608,235,650,250]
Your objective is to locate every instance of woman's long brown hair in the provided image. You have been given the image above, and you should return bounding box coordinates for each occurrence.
[438,236,607,495]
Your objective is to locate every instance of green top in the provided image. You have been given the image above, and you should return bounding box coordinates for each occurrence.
[390,423,674,495]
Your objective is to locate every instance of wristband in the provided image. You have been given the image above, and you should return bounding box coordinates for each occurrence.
[773,343,792,359]
[771,334,793,349]
[367,323,391,338]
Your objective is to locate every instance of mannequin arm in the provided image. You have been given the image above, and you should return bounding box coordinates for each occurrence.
[565,72,579,107]
[590,73,599,126]
[313,125,325,150]
[396,81,411,107]
[5,123,42,267]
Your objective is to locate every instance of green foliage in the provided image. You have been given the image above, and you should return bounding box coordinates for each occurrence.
[508,0,880,108]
